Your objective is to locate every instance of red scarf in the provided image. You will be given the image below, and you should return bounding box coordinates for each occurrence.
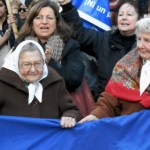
[105,48,150,108]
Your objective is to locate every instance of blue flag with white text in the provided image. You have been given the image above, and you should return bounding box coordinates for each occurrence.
[1,110,150,149]
[72,0,112,31]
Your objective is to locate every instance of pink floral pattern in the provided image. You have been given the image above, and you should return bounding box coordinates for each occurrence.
[111,48,142,90]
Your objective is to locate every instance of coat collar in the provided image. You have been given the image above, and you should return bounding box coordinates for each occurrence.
[0,67,63,93]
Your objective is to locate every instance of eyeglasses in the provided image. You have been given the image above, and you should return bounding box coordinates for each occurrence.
[18,8,28,13]
[20,62,44,70]
[35,15,56,22]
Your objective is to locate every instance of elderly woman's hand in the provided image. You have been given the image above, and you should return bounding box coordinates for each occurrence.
[78,115,98,124]
[60,116,76,128]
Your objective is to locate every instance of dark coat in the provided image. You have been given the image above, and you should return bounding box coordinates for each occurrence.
[1,14,24,49]
[48,38,85,92]
[1,20,15,48]
[61,4,136,97]
[138,0,149,16]
[0,67,80,121]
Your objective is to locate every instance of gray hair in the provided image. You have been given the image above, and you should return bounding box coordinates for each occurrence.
[135,17,150,35]
[19,42,43,59]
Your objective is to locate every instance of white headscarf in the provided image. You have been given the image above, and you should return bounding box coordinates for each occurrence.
[3,40,48,104]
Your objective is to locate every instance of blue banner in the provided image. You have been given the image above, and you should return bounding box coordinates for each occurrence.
[1,110,150,149]
[72,0,112,31]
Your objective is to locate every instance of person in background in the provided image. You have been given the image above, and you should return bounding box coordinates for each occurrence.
[14,0,85,92]
[59,0,141,100]
[0,40,80,128]
[9,0,27,29]
[0,0,15,68]
[18,3,29,20]
[79,17,150,123]
[0,0,10,47]
[0,0,15,48]
[110,0,123,29]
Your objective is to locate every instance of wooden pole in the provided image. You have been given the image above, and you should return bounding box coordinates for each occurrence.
[5,0,18,39]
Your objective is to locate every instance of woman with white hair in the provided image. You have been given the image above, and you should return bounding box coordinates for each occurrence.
[0,40,80,128]
[79,17,150,123]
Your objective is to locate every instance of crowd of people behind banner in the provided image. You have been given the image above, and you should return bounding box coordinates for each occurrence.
[1,0,150,129]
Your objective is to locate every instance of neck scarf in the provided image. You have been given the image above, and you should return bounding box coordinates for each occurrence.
[25,35,64,62]
[2,40,48,104]
[105,48,150,108]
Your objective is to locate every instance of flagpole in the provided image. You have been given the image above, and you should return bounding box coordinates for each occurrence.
[5,0,18,39]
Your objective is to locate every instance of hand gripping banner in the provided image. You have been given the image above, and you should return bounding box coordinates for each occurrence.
[1,110,150,149]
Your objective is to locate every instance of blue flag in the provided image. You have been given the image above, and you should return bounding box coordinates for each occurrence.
[72,0,112,31]
[1,110,150,149]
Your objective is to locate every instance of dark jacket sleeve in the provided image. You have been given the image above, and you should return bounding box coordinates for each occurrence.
[48,38,85,92]
[61,3,112,96]
[61,3,104,58]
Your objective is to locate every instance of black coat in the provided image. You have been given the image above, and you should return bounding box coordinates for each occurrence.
[48,38,85,92]
[1,14,24,49]
[1,20,15,48]
[61,4,136,97]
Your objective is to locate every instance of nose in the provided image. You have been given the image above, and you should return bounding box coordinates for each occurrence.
[30,64,36,72]
[121,14,127,20]
[41,17,48,23]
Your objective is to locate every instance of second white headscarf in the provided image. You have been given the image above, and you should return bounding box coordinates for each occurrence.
[140,60,150,95]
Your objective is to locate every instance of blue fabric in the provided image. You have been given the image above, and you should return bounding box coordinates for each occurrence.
[1,110,150,150]
[72,0,111,31]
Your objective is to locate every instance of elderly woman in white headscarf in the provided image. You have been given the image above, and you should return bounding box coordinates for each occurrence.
[0,40,80,128]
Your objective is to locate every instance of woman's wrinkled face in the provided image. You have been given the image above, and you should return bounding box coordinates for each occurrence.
[33,7,57,43]
[118,3,138,36]
[137,32,150,61]
[18,51,44,83]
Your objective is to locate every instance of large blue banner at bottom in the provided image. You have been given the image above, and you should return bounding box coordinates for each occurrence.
[1,110,150,150]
